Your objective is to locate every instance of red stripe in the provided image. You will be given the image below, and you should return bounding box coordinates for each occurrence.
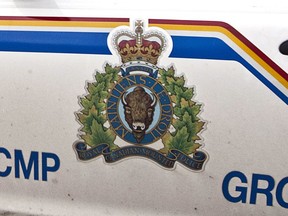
[0,16,129,22]
[149,19,288,82]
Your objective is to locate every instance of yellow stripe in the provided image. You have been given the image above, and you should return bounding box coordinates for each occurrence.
[0,20,129,28]
[150,23,288,89]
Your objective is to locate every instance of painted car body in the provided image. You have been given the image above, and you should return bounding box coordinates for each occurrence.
[0,1,287,215]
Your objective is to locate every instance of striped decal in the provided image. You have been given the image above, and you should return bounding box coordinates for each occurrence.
[149,19,288,90]
[0,16,287,104]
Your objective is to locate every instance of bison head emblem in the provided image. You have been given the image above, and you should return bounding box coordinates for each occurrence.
[122,86,157,143]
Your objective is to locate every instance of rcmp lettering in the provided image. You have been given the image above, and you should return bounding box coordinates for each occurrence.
[0,146,60,181]
[74,20,208,171]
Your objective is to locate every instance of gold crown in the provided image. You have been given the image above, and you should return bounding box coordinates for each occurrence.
[113,20,166,65]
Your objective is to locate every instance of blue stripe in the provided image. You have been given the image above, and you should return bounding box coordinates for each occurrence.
[170,36,239,60]
[0,30,286,104]
[0,31,110,54]
[240,58,288,104]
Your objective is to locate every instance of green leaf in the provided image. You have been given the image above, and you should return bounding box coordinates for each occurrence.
[174,107,182,118]
[158,67,175,86]
[94,102,106,112]
[174,76,185,87]
[81,119,118,149]
[77,106,106,133]
[87,83,97,96]
[161,127,200,155]
[191,104,202,118]
[182,88,193,101]
[95,72,105,83]
[104,63,114,74]
[80,97,93,114]
[174,85,183,95]
[191,121,205,141]
[172,111,205,142]
[95,82,106,93]
[166,66,176,77]
[77,113,94,134]
[105,64,120,77]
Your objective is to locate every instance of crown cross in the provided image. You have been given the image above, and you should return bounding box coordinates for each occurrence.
[135,20,144,45]
[113,20,166,65]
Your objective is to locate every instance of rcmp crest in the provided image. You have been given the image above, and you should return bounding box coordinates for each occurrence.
[73,20,208,171]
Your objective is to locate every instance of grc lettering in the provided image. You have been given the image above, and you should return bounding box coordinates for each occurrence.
[222,171,288,209]
[0,147,60,181]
